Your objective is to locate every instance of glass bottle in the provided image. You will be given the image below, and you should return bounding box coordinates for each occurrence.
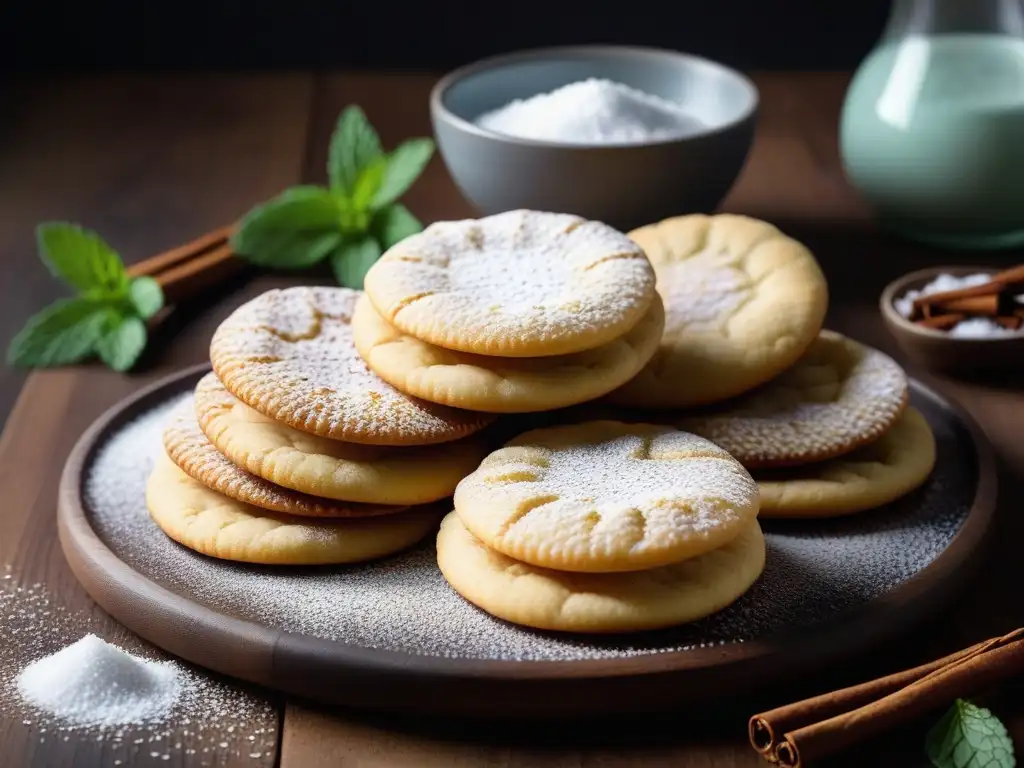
[840,0,1024,249]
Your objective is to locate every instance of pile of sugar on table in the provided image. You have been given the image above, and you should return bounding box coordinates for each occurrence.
[17,634,180,728]
[894,272,1024,338]
[0,569,277,762]
[474,78,704,144]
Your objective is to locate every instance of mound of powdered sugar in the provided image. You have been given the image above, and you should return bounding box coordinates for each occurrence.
[0,570,277,762]
[18,634,180,727]
[80,387,974,663]
[474,78,704,145]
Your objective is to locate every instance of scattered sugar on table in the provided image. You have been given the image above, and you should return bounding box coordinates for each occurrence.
[474,78,705,144]
[0,570,277,761]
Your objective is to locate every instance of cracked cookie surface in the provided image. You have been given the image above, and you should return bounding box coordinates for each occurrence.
[754,407,936,517]
[351,292,665,413]
[193,372,488,505]
[678,331,909,468]
[363,210,656,357]
[209,286,493,445]
[607,214,828,408]
[436,512,765,633]
[453,421,760,573]
[145,452,442,565]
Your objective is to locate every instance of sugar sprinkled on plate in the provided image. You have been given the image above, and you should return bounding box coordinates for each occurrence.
[79,387,974,663]
[474,78,704,145]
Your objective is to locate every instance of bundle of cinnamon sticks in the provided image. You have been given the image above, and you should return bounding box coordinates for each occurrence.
[127,224,243,305]
[748,627,1024,766]
[908,264,1024,331]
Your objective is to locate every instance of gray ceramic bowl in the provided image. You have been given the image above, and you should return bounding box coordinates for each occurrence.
[430,45,758,232]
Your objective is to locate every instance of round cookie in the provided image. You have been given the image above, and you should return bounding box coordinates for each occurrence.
[351,292,665,413]
[164,399,405,518]
[363,210,656,357]
[436,513,765,633]
[607,214,828,408]
[146,452,441,565]
[209,286,493,445]
[755,407,936,518]
[453,421,761,573]
[678,331,909,468]
[193,372,488,506]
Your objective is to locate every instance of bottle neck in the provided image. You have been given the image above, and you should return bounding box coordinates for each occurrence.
[881,0,1024,39]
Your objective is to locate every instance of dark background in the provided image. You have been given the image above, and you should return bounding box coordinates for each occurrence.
[2,0,890,72]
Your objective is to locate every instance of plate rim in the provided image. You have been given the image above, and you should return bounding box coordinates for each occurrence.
[57,362,999,712]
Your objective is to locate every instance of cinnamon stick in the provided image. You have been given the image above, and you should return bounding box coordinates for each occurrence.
[913,314,965,331]
[152,243,240,304]
[126,225,233,279]
[911,264,1024,319]
[747,633,1010,759]
[931,294,1001,317]
[126,224,244,305]
[750,628,1024,768]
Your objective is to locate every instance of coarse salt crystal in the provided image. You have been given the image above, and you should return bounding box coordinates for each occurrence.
[16,634,180,727]
[474,78,703,145]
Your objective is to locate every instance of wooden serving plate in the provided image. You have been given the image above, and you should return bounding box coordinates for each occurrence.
[58,364,997,719]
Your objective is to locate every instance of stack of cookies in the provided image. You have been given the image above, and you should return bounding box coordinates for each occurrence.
[142,208,938,636]
[146,286,493,566]
[604,213,937,519]
[355,210,665,414]
[347,210,769,632]
[437,421,765,633]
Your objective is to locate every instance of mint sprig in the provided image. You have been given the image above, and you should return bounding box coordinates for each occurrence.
[927,699,1015,768]
[231,105,434,289]
[7,224,165,372]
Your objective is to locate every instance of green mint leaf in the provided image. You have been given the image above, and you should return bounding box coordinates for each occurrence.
[232,189,344,269]
[330,235,382,290]
[328,106,383,195]
[128,276,164,319]
[373,204,423,250]
[6,298,112,368]
[371,138,435,210]
[37,222,128,296]
[280,185,332,202]
[351,157,389,213]
[927,699,1015,768]
[96,315,147,372]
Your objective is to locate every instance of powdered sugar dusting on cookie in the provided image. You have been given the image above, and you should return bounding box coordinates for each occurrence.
[365,210,656,356]
[454,422,760,570]
[82,387,974,661]
[679,331,909,467]
[610,214,828,409]
[659,256,752,333]
[162,398,403,518]
[209,287,492,445]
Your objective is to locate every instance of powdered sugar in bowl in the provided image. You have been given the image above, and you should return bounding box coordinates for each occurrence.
[430,45,758,231]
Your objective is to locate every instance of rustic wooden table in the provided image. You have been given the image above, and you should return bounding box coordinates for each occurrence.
[1,71,1023,768]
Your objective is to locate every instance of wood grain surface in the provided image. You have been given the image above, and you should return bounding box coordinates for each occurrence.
[1,71,1023,768]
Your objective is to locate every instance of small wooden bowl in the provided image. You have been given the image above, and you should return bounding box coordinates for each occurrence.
[880,266,1024,378]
